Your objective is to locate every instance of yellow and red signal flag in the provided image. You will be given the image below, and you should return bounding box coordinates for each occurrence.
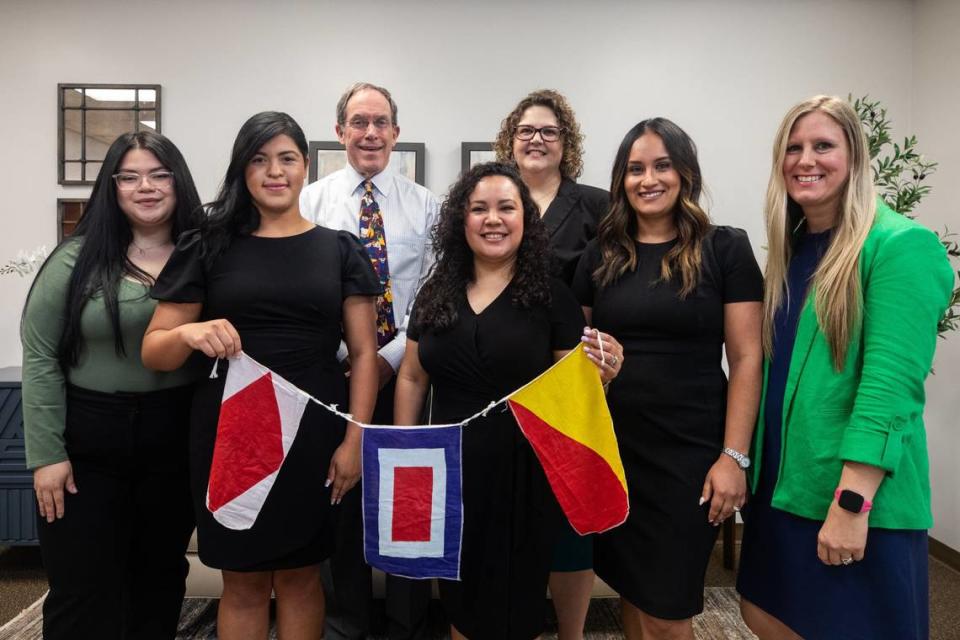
[507,344,629,535]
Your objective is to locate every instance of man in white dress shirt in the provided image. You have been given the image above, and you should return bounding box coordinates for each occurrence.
[300,82,438,640]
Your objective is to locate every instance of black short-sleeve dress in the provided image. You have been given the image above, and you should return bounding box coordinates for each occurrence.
[408,278,584,640]
[152,227,382,571]
[572,226,763,619]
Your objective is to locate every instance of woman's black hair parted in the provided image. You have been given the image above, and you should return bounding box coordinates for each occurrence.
[200,111,309,265]
[594,117,711,296]
[23,130,202,368]
[413,162,553,333]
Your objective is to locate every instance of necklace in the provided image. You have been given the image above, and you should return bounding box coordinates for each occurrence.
[130,239,172,256]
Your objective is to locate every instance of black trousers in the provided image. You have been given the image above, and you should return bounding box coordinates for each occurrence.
[324,377,433,640]
[37,384,195,640]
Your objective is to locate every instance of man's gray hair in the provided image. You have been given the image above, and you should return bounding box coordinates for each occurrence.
[336,82,398,126]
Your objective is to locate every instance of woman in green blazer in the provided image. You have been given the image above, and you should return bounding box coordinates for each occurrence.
[736,95,954,640]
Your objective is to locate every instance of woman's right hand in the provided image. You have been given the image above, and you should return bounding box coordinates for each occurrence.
[34,460,77,523]
[178,319,242,358]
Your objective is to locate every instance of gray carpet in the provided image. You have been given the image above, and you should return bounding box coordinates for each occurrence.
[0,589,757,639]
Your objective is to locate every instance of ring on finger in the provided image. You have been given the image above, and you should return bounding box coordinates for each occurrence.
[610,355,618,366]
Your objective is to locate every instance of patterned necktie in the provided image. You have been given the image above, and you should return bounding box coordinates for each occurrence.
[358,180,396,347]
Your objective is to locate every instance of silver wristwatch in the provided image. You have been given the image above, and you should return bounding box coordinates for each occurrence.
[722,447,751,469]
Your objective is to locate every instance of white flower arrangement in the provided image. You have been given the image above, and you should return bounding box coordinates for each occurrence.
[1,246,49,277]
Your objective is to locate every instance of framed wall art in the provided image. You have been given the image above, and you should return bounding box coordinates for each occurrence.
[460,142,496,173]
[58,84,160,185]
[308,141,425,185]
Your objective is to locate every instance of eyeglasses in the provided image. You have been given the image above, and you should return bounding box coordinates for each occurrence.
[514,125,564,142]
[346,117,393,131]
[112,171,175,191]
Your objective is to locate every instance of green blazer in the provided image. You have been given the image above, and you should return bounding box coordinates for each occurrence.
[748,202,954,529]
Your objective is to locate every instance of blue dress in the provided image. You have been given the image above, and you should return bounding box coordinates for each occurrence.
[736,230,929,640]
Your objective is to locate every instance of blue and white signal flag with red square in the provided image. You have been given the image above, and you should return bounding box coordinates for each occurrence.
[362,424,463,580]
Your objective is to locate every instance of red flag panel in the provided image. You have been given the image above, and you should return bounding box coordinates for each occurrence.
[207,373,285,512]
[508,400,628,534]
[391,466,433,542]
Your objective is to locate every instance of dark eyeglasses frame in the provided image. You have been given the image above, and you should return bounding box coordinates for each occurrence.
[514,125,564,142]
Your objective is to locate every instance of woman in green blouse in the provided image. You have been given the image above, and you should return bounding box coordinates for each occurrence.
[21,130,203,639]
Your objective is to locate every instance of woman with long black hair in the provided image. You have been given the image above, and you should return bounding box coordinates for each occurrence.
[142,111,381,639]
[22,130,203,639]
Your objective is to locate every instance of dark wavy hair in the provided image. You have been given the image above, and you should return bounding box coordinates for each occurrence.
[201,111,308,265]
[414,162,552,332]
[23,131,202,368]
[493,89,585,179]
[594,118,711,297]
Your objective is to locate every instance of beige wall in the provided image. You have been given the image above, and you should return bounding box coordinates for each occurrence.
[913,0,960,551]
[1,0,955,547]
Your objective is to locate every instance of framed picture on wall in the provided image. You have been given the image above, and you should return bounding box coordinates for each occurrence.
[460,142,496,173]
[57,198,88,241]
[58,84,161,186]
[308,141,425,185]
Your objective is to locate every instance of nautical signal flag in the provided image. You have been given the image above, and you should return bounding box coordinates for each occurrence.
[206,353,309,530]
[507,344,629,535]
[362,424,463,580]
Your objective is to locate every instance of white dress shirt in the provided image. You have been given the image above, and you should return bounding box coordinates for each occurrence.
[300,163,439,371]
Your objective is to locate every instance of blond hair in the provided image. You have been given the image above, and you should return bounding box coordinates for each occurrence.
[763,95,876,369]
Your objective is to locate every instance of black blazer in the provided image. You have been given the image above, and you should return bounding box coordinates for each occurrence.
[543,178,610,285]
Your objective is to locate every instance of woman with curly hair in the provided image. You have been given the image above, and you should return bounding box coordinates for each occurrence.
[394,162,622,640]
[737,96,953,640]
[494,89,609,285]
[572,119,763,639]
[494,88,610,639]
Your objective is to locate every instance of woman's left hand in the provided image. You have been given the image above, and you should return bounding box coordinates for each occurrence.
[817,501,869,565]
[326,435,362,505]
[581,327,624,384]
[701,454,747,525]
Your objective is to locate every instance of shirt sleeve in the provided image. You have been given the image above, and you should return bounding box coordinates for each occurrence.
[550,279,587,350]
[378,189,440,371]
[338,231,384,298]
[571,239,601,307]
[150,229,207,303]
[713,226,764,303]
[838,224,954,472]
[21,242,79,469]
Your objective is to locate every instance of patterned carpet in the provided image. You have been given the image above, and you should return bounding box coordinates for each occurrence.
[0,589,757,639]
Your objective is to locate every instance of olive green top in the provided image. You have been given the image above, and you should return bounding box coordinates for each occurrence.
[21,239,197,469]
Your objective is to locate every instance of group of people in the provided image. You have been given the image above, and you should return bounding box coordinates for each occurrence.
[20,82,953,640]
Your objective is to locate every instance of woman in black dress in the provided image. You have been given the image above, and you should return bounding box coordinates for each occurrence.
[142,112,381,639]
[393,162,622,640]
[572,119,763,639]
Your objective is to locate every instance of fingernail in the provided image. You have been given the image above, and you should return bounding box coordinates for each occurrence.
[325,478,332,488]
[699,497,707,506]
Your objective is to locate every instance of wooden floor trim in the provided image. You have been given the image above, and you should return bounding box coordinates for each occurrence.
[929,536,960,572]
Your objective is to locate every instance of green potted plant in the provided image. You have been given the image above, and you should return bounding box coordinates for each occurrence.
[852,95,960,336]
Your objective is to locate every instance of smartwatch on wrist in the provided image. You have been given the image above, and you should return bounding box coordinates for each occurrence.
[722,447,750,470]
[834,488,873,514]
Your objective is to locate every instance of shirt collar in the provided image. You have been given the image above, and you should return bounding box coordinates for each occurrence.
[344,163,395,199]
